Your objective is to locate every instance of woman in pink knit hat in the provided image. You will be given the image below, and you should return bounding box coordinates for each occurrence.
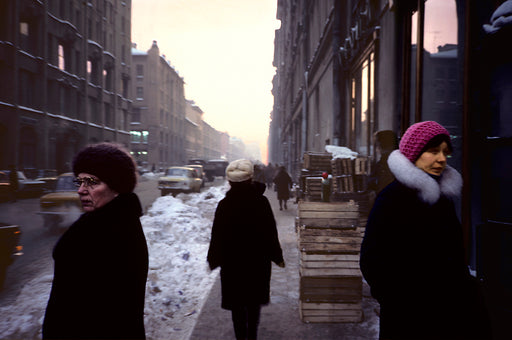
[360,121,490,339]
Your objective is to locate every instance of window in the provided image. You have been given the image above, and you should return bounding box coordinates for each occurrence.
[58,44,65,70]
[136,64,144,77]
[20,22,29,36]
[136,87,144,100]
[131,130,142,142]
[350,52,375,156]
[407,0,461,171]
[130,130,148,143]
[105,103,112,127]
[132,108,141,122]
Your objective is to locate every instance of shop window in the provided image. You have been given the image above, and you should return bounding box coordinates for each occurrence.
[408,0,462,171]
[350,51,375,156]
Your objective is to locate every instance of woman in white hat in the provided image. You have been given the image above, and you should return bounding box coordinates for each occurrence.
[207,159,285,340]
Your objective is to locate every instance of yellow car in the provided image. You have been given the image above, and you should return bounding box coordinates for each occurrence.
[158,166,202,196]
[38,173,82,230]
[185,164,206,187]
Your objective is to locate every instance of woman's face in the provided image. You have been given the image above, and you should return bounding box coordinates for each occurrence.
[76,172,118,212]
[414,141,451,176]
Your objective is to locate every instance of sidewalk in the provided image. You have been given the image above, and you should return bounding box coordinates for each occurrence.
[189,190,380,340]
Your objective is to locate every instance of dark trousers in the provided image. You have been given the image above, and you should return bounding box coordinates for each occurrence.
[231,304,261,340]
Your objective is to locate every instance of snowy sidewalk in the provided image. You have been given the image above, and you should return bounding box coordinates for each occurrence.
[188,191,380,340]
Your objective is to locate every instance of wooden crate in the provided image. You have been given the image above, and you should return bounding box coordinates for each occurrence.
[304,176,323,201]
[298,201,359,228]
[299,227,363,255]
[331,158,354,176]
[300,276,362,303]
[303,152,332,172]
[300,253,361,277]
[300,301,363,323]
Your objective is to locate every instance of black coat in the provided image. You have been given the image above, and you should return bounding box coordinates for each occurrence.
[273,169,292,200]
[43,193,149,339]
[207,181,284,310]
[360,150,489,339]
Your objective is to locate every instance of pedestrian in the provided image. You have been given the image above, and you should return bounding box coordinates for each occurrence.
[273,166,293,210]
[360,121,491,339]
[369,130,398,194]
[43,142,149,340]
[207,159,285,340]
[8,164,18,202]
[253,163,266,185]
[264,163,275,189]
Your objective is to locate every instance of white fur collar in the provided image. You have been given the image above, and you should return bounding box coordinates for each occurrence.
[387,150,462,204]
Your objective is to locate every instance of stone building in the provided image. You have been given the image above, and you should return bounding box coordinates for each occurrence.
[0,0,132,173]
[185,99,203,161]
[130,41,186,170]
[270,0,511,335]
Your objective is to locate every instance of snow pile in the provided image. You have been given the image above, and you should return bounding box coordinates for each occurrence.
[142,183,228,340]
[0,183,228,340]
[325,145,358,160]
[0,274,53,339]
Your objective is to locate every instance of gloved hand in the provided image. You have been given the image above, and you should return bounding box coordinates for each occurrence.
[277,261,286,268]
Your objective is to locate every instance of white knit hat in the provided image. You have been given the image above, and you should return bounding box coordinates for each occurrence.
[226,159,254,182]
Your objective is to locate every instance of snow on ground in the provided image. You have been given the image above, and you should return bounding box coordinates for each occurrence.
[143,183,228,340]
[0,183,228,340]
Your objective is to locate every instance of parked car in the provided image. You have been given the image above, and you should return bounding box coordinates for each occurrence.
[1,170,46,197]
[0,223,23,289]
[0,171,10,202]
[185,164,206,187]
[158,166,202,196]
[38,172,82,230]
[35,169,59,192]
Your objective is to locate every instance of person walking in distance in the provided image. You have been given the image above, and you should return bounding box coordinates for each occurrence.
[43,142,149,339]
[207,159,285,340]
[273,166,293,210]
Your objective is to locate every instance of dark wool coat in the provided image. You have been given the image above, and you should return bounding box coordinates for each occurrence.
[43,193,149,339]
[360,150,490,339]
[273,169,292,200]
[207,181,284,310]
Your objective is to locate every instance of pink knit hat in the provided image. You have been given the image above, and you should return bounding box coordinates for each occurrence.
[399,121,451,163]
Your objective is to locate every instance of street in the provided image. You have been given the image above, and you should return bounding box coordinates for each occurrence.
[0,175,163,305]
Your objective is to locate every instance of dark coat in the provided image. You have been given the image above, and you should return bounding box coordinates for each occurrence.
[273,169,292,200]
[207,181,284,310]
[360,150,490,339]
[43,193,149,339]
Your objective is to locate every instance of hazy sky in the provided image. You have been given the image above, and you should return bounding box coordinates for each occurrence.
[131,0,280,162]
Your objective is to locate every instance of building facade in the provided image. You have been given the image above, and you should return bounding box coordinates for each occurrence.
[271,0,511,336]
[130,41,186,170]
[0,0,132,173]
[185,99,203,161]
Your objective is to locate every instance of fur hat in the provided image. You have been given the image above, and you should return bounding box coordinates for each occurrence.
[399,121,450,163]
[72,142,137,193]
[226,159,254,183]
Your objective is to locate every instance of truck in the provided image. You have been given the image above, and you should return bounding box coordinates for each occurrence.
[0,223,23,289]
[188,158,229,182]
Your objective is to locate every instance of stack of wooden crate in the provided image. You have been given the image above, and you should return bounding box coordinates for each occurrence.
[301,152,332,201]
[297,200,364,323]
[331,157,372,194]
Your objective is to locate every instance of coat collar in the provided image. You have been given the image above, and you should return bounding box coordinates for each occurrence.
[387,150,462,204]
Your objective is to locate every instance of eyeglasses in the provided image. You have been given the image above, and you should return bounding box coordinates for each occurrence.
[73,176,101,188]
